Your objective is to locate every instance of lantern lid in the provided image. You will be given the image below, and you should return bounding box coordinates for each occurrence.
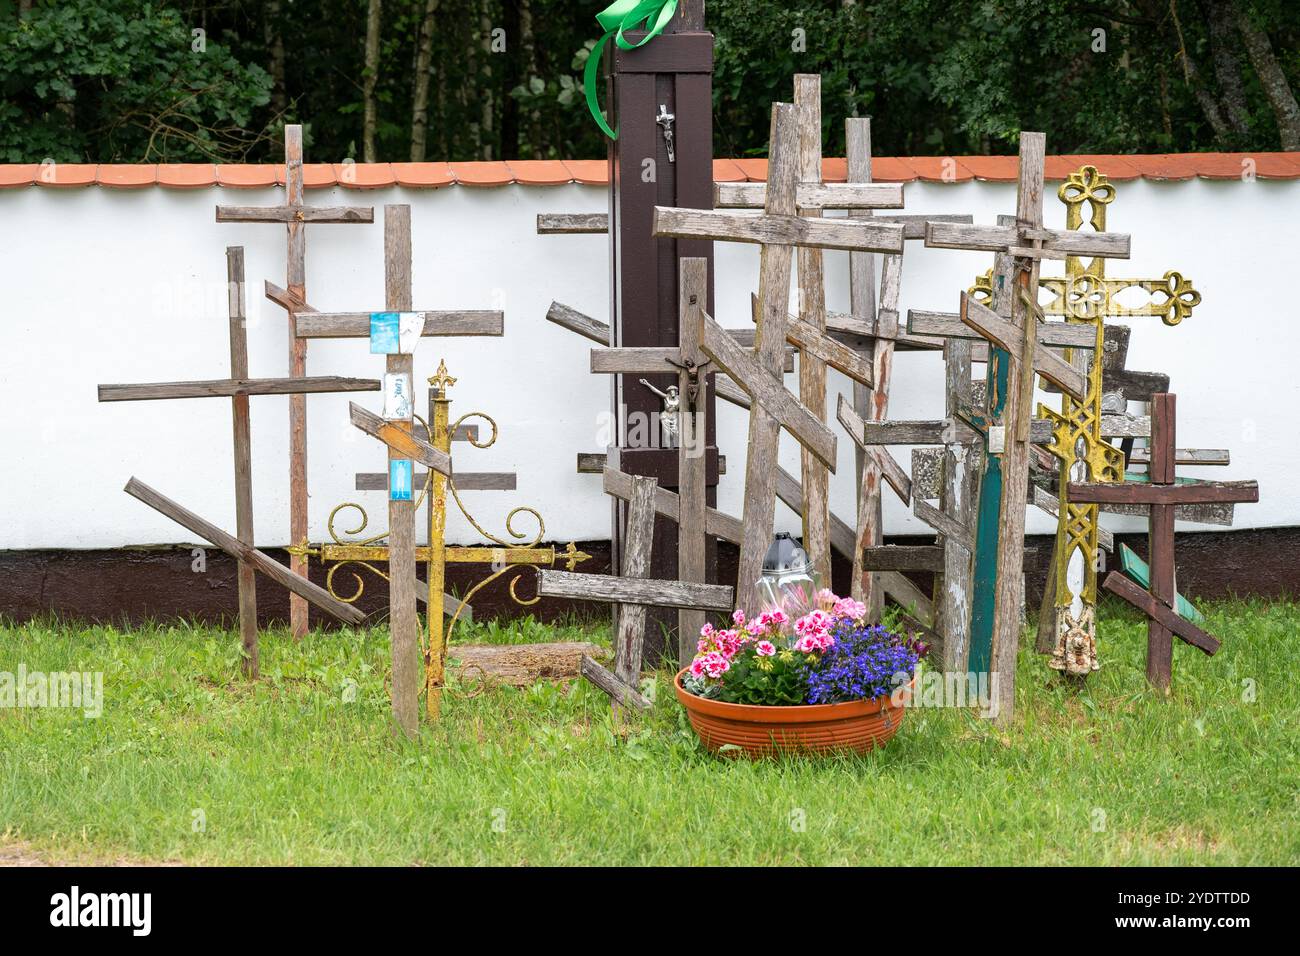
[762,532,811,575]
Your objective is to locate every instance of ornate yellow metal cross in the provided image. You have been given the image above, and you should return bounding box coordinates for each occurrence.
[977,166,1199,676]
[292,360,590,717]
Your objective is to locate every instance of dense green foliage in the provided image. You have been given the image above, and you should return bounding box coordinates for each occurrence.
[2,601,1296,865]
[2,1,1298,162]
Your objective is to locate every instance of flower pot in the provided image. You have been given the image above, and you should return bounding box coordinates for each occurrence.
[674,668,913,759]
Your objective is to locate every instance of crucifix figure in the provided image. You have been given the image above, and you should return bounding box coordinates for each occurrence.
[1068,394,1258,690]
[216,125,374,640]
[99,247,375,676]
[923,131,1132,721]
[655,101,905,611]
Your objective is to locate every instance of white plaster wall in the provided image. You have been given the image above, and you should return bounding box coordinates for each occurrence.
[0,177,1293,550]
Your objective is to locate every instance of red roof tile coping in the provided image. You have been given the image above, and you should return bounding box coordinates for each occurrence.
[0,154,1297,190]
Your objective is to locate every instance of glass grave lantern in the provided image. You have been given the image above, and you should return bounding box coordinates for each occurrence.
[756,532,821,620]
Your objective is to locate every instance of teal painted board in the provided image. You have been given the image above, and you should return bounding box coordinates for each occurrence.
[1117,543,1204,624]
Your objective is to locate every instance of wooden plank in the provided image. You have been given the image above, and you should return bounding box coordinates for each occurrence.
[926,219,1130,259]
[960,293,1086,399]
[546,300,609,345]
[215,205,374,224]
[1067,479,1259,506]
[602,467,742,545]
[861,545,944,572]
[794,75,832,584]
[713,180,905,209]
[356,471,514,491]
[653,205,906,254]
[284,125,309,643]
[382,204,419,738]
[537,570,734,611]
[536,213,608,234]
[700,309,837,468]
[226,247,258,678]
[578,452,724,477]
[677,258,709,664]
[614,476,657,691]
[835,395,912,503]
[590,347,681,374]
[99,376,380,402]
[580,655,652,711]
[914,496,972,551]
[123,477,366,625]
[444,641,606,686]
[1102,572,1220,656]
[349,402,452,475]
[873,213,974,240]
[295,311,504,339]
[1117,543,1204,624]
[786,315,875,386]
[1129,447,1230,467]
[908,309,1097,349]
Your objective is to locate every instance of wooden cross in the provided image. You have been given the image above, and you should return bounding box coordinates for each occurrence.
[654,102,905,611]
[922,132,1132,722]
[538,475,734,712]
[1068,394,1258,690]
[99,246,376,677]
[216,125,374,640]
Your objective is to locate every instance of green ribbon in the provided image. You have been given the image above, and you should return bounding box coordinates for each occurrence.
[583,0,679,140]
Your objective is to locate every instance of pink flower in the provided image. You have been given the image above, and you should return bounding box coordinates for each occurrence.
[755,641,776,657]
[699,622,715,640]
[689,658,706,677]
[716,629,742,658]
[833,597,867,622]
[702,652,730,679]
[732,609,746,627]
[793,635,820,653]
[795,609,833,636]
[815,588,839,611]
[697,639,711,654]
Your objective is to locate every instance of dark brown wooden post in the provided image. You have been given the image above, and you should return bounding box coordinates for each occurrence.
[608,0,716,664]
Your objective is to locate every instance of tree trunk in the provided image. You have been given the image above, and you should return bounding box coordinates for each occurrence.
[264,0,287,158]
[410,0,441,161]
[362,0,383,162]
[1168,0,1234,143]
[1202,0,1252,137]
[520,0,542,157]
[499,0,520,160]
[1233,1,1300,149]
[479,0,495,161]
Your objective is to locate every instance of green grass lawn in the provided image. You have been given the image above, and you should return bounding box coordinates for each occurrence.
[1,601,1297,866]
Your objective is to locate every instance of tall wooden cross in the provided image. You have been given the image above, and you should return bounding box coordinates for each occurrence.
[216,125,374,640]
[654,101,905,611]
[923,132,1131,721]
[1069,394,1258,690]
[99,246,375,677]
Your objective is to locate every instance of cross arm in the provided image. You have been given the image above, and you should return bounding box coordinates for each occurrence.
[1102,572,1220,655]
[349,402,452,475]
[699,310,837,469]
[297,311,503,338]
[99,376,379,402]
[925,220,1131,260]
[537,213,608,234]
[1067,478,1259,506]
[960,293,1087,400]
[713,182,905,210]
[909,308,1097,350]
[653,206,905,254]
[537,570,735,612]
[123,477,366,625]
[216,205,374,224]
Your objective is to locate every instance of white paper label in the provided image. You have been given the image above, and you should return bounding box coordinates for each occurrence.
[988,425,1006,454]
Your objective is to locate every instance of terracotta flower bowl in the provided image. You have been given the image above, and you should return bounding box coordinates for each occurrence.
[674,668,913,759]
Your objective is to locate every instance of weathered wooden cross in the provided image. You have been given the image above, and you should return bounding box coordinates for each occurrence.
[538,474,734,712]
[1068,394,1258,690]
[216,124,374,640]
[99,246,375,677]
[922,132,1132,721]
[654,101,906,611]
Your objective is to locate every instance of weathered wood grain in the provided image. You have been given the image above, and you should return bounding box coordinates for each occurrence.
[537,570,735,611]
[653,205,906,253]
[446,641,605,686]
[861,545,944,572]
[355,471,515,491]
[835,395,912,503]
[226,247,258,677]
[614,476,657,690]
[1101,572,1220,655]
[215,205,374,224]
[700,309,837,469]
[602,467,742,545]
[914,496,973,552]
[713,181,905,209]
[546,300,610,345]
[295,310,504,339]
[935,338,977,671]
[123,477,366,626]
[1067,478,1259,506]
[960,293,1086,400]
[580,655,653,710]
[909,308,1097,349]
[926,219,1131,259]
[348,401,453,475]
[536,213,608,234]
[99,376,380,402]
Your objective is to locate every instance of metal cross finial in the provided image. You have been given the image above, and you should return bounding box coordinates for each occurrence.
[428,359,457,395]
[656,104,676,163]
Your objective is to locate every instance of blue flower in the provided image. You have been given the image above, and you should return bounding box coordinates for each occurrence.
[804,621,920,705]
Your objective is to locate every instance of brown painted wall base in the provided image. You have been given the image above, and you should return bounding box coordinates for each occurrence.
[2,528,1296,661]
